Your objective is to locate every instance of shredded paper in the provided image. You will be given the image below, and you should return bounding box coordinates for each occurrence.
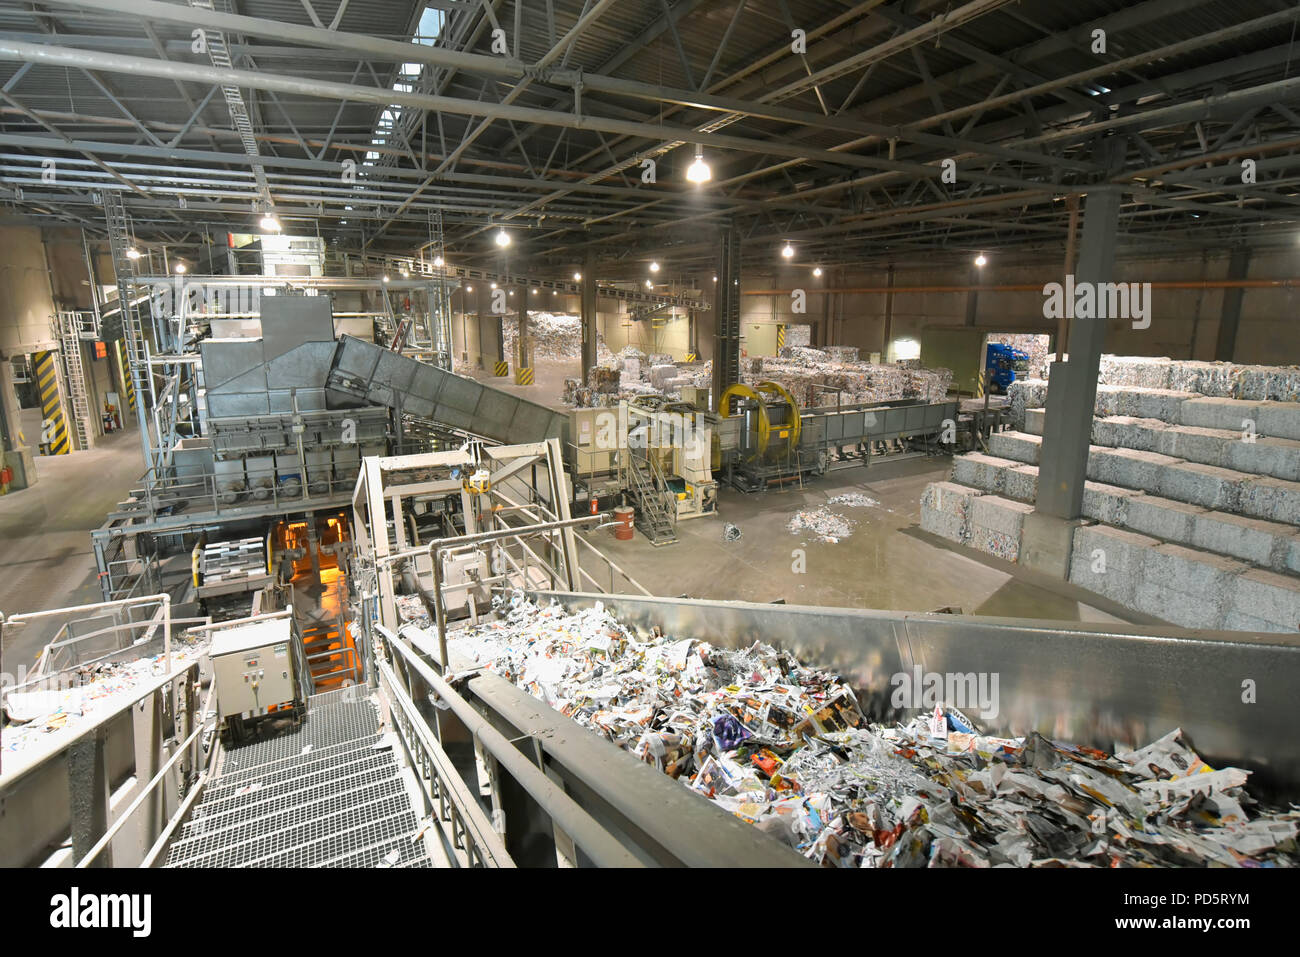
[449,595,1299,868]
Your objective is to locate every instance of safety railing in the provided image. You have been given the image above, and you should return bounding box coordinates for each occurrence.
[373,623,641,868]
[0,595,205,868]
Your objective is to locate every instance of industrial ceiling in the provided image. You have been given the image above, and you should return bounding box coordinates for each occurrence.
[1,0,1298,277]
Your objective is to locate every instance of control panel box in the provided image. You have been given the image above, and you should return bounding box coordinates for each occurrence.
[210,617,304,721]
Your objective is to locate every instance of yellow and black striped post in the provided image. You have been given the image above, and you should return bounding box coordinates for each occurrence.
[515,366,534,386]
[114,338,136,412]
[684,352,697,362]
[493,360,509,377]
[776,324,786,350]
[33,351,69,455]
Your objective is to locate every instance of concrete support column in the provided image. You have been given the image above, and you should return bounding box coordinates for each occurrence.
[1036,181,1123,520]
[68,728,111,867]
[515,283,531,384]
[1214,245,1251,361]
[712,227,741,410]
[580,251,597,381]
[1021,142,1124,578]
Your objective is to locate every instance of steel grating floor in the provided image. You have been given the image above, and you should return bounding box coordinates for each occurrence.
[167,687,432,868]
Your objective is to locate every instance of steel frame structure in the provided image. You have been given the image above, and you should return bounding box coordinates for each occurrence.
[0,0,1295,276]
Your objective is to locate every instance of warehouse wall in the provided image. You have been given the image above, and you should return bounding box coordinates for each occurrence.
[0,226,59,356]
[738,247,1300,365]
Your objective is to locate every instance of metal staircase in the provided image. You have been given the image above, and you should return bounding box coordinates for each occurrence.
[166,687,431,868]
[56,310,95,451]
[627,454,677,546]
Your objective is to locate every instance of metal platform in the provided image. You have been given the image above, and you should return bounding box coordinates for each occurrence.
[166,687,431,868]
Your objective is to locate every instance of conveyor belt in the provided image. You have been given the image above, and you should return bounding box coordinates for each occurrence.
[167,687,430,868]
[325,335,568,446]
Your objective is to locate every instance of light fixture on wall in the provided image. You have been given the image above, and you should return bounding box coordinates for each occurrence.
[686,147,712,184]
[645,279,653,288]
[126,248,141,260]
[382,274,390,283]
[465,285,473,292]
[573,272,582,281]
[433,254,444,267]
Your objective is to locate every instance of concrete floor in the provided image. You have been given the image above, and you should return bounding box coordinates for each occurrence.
[580,454,1135,624]
[0,427,145,669]
[462,356,1135,623]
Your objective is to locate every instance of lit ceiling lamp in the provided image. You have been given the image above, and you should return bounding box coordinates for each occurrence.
[813,266,823,277]
[259,214,281,232]
[573,272,582,281]
[382,274,390,283]
[685,147,712,184]
[494,227,511,247]
[649,261,660,273]
[712,275,718,282]
[174,262,186,274]
[465,285,473,292]
[974,253,987,267]
[645,279,653,288]
[531,288,538,294]
[508,289,515,296]
[433,254,444,267]
[126,247,141,260]
[781,242,795,259]
[490,282,497,289]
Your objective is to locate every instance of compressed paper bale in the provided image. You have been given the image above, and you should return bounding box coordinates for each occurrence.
[1099,356,1174,390]
[1023,408,1046,435]
[1223,436,1300,482]
[1286,534,1300,576]
[1222,609,1298,635]
[1133,581,1225,630]
[1069,524,1160,606]
[950,452,1016,494]
[1189,511,1295,570]
[1178,396,1262,433]
[967,526,1022,562]
[1007,379,1047,431]
[1228,569,1300,632]
[987,430,1042,465]
[1123,495,1206,543]
[1156,461,1246,512]
[1003,464,1040,504]
[1081,481,1142,526]
[1093,416,1164,453]
[1233,365,1300,402]
[970,494,1034,537]
[1086,447,1180,491]
[1144,543,1248,601]
[1237,475,1300,525]
[1256,401,1300,441]
[920,481,979,543]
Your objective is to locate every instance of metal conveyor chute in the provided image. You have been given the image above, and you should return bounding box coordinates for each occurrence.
[325,335,569,445]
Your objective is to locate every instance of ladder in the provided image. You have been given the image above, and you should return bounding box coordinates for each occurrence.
[56,311,95,451]
[627,454,677,546]
[104,191,151,434]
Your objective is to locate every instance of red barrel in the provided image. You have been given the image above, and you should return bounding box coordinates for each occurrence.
[613,506,635,540]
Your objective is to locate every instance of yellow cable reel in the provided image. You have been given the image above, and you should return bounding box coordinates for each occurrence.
[719,381,801,459]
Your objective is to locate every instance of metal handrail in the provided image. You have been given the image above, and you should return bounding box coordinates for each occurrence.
[374,624,641,868]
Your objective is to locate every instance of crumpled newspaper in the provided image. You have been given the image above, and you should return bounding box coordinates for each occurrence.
[449,594,1300,869]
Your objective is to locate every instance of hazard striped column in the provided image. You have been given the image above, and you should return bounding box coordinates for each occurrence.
[33,351,69,455]
[776,324,787,350]
[114,339,136,412]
